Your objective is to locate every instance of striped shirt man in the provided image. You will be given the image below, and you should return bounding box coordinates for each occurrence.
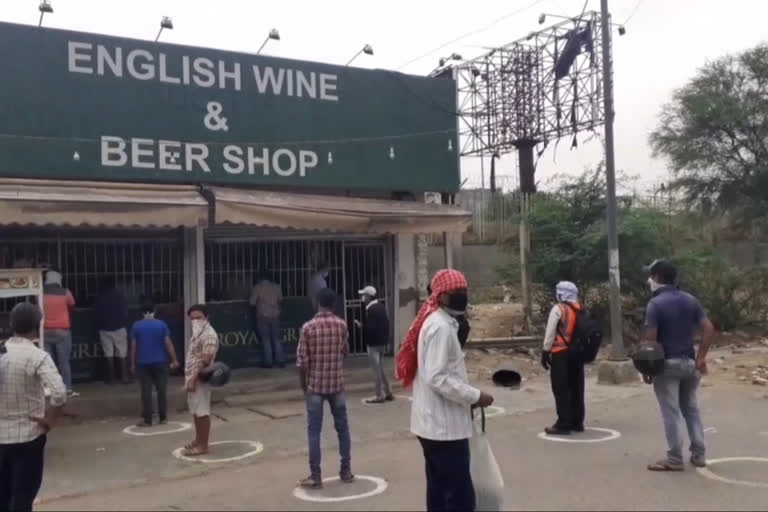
[410,308,480,441]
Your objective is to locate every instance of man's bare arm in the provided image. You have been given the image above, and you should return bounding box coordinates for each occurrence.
[696,317,715,373]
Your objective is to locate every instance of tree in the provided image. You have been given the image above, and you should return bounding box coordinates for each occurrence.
[650,44,768,225]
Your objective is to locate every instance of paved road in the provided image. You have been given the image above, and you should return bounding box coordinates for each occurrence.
[36,366,768,511]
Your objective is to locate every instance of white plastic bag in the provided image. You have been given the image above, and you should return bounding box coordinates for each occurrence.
[470,408,505,512]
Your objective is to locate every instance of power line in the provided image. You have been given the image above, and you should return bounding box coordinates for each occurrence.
[396,0,548,71]
[622,0,646,25]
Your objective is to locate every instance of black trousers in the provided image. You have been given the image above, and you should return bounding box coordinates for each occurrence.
[0,434,47,512]
[418,437,475,512]
[137,363,169,423]
[550,351,586,429]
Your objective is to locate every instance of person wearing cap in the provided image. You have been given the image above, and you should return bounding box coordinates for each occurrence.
[643,259,714,472]
[42,269,77,397]
[356,286,393,404]
[541,281,586,436]
[405,269,494,512]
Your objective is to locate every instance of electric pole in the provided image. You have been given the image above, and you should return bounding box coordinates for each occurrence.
[600,0,625,360]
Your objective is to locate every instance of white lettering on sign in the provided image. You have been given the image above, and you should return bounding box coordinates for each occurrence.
[100,136,319,179]
[68,41,338,101]
[68,42,93,74]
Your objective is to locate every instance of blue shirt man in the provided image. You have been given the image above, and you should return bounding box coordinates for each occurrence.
[131,317,171,365]
[642,259,714,472]
[130,305,179,427]
[645,286,704,360]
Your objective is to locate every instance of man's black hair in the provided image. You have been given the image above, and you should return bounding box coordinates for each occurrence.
[316,288,337,310]
[317,261,329,271]
[10,302,43,335]
[187,304,209,317]
[649,260,677,285]
[140,302,156,315]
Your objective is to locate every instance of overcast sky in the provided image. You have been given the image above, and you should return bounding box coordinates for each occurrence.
[4,0,767,194]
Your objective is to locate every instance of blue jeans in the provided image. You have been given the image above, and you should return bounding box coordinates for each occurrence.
[305,392,351,477]
[257,316,283,367]
[653,358,706,464]
[44,329,72,392]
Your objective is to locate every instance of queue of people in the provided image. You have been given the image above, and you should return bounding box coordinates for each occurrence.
[0,261,718,511]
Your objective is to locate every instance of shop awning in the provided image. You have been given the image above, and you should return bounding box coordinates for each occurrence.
[210,187,471,234]
[0,178,209,228]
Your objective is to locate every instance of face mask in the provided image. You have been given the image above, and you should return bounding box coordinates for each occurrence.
[445,292,469,313]
[648,277,663,293]
[457,315,470,348]
[191,319,207,334]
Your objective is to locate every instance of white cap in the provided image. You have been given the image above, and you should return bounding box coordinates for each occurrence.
[358,286,377,297]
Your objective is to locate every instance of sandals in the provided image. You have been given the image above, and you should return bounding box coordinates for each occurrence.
[647,459,684,472]
[182,446,208,457]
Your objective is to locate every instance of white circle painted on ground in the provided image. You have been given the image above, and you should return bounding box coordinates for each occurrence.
[123,421,192,436]
[538,427,621,443]
[292,475,389,503]
[360,396,398,406]
[483,406,506,418]
[171,440,264,463]
[697,457,768,488]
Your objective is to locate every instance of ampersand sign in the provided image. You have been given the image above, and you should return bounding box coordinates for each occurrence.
[204,101,229,132]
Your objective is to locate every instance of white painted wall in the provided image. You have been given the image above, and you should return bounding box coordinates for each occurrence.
[393,233,417,353]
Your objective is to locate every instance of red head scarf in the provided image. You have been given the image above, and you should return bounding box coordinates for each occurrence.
[395,269,468,388]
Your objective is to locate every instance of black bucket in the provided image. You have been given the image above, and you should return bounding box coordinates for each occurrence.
[492,369,522,388]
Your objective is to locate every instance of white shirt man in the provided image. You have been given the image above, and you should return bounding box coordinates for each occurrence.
[410,308,480,440]
[0,302,67,511]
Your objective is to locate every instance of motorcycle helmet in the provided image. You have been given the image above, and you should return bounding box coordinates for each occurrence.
[632,342,665,376]
[198,361,231,387]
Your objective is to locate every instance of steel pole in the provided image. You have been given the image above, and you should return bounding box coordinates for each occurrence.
[256,36,270,55]
[600,0,625,360]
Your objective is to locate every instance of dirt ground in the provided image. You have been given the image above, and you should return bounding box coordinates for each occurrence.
[466,301,526,339]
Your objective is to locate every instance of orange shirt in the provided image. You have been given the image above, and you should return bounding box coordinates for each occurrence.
[43,288,75,330]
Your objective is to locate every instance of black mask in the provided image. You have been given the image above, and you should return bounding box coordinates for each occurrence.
[446,292,468,313]
[456,315,470,348]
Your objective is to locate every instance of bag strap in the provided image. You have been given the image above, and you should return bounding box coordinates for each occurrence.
[471,406,487,434]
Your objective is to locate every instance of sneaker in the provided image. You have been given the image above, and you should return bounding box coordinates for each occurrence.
[299,475,323,489]
[339,470,355,483]
[365,397,386,404]
[385,394,395,401]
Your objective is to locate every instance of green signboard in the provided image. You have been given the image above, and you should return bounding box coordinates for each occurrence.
[0,22,459,192]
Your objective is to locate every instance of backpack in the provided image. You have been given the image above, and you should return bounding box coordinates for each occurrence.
[560,303,603,364]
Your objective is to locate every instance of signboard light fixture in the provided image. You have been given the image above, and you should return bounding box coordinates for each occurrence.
[257,29,281,55]
[156,16,173,42]
[38,0,53,27]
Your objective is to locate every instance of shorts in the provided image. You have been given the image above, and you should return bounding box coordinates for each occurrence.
[187,383,212,417]
[99,328,128,358]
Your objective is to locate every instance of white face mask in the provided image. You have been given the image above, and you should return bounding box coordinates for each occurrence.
[648,277,663,293]
[191,319,207,334]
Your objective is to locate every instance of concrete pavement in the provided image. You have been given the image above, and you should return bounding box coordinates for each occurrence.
[36,361,768,511]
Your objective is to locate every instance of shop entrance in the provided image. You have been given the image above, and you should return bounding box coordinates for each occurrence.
[0,229,185,383]
[203,235,391,363]
[343,242,389,354]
